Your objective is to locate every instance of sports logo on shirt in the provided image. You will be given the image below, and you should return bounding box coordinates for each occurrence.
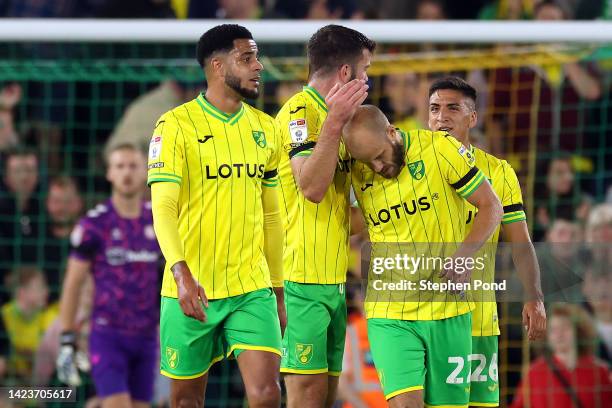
[149,136,162,160]
[296,343,313,364]
[289,119,307,143]
[407,160,425,180]
[166,347,179,369]
[252,131,267,148]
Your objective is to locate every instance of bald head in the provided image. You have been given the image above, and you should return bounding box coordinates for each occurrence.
[343,105,405,179]
[343,105,390,151]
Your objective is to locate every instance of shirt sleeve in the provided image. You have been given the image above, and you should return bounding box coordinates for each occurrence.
[436,134,486,199]
[277,95,319,159]
[147,111,185,186]
[69,218,100,261]
[500,161,527,224]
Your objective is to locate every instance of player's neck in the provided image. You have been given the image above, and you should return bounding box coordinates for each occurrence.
[111,192,142,219]
[307,76,337,102]
[204,85,242,115]
[455,133,471,149]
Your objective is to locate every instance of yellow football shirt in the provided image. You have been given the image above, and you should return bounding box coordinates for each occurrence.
[466,146,526,336]
[148,94,281,299]
[353,129,486,320]
[276,86,351,284]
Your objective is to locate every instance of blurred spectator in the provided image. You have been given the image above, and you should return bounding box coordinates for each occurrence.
[382,73,431,131]
[486,0,602,172]
[583,204,612,361]
[103,79,199,160]
[478,0,534,20]
[186,0,218,18]
[275,0,362,19]
[511,303,612,408]
[0,266,58,382]
[415,0,446,19]
[535,155,592,233]
[214,0,261,19]
[0,83,21,153]
[0,148,41,288]
[44,176,84,302]
[338,285,386,408]
[538,219,584,301]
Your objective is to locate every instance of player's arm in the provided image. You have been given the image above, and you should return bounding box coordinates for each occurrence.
[148,113,207,321]
[261,182,286,335]
[290,80,367,203]
[503,221,546,340]
[460,180,503,251]
[151,182,207,322]
[59,257,91,334]
[57,224,96,386]
[350,204,367,236]
[500,163,546,340]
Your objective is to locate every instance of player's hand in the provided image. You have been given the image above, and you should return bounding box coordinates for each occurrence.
[172,261,208,322]
[439,258,472,291]
[522,300,546,341]
[325,79,368,126]
[56,331,90,386]
[273,287,287,336]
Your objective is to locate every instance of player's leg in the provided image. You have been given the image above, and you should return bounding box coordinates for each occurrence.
[284,374,328,408]
[126,334,157,408]
[100,393,131,408]
[89,330,132,408]
[468,335,499,407]
[324,376,340,408]
[160,296,226,407]
[281,282,336,408]
[170,376,208,408]
[367,318,426,408]
[324,283,347,408]
[224,288,283,408]
[424,313,472,408]
[237,350,281,407]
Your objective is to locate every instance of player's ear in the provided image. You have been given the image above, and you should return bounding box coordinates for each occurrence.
[469,109,478,130]
[209,55,225,77]
[387,125,399,142]
[338,64,351,83]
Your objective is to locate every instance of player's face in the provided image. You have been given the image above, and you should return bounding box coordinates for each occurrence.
[428,89,477,144]
[224,38,263,99]
[349,126,405,179]
[349,49,372,83]
[106,148,147,197]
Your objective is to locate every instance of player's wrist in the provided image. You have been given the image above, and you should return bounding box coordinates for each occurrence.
[60,331,77,348]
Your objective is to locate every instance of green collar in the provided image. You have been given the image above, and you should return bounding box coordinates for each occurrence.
[398,129,410,153]
[196,93,245,125]
[303,86,328,112]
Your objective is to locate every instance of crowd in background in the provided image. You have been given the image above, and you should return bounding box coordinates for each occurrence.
[0,0,610,20]
[0,0,610,406]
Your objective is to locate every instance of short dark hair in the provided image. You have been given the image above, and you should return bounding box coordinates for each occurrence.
[307,25,376,77]
[196,24,254,68]
[429,76,477,104]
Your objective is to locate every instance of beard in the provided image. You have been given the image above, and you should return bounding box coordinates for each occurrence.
[383,139,406,179]
[225,72,259,99]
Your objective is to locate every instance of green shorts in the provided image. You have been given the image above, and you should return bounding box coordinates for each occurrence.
[469,336,499,407]
[160,288,282,379]
[368,313,472,407]
[281,281,347,376]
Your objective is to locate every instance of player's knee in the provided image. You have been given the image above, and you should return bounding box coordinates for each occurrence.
[174,394,204,408]
[245,382,281,407]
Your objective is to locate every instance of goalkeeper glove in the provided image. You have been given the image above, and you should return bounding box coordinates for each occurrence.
[56,331,90,386]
